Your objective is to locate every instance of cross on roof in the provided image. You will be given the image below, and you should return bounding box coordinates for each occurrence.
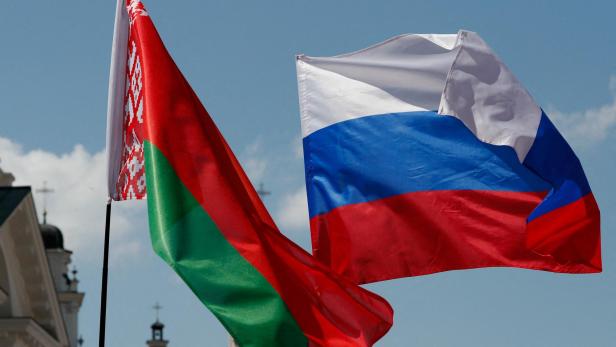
[153,302,162,321]
[256,182,270,198]
[35,181,54,224]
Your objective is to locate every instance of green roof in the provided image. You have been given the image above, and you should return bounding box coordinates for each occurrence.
[0,187,31,226]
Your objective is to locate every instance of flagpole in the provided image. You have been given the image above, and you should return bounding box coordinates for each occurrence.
[98,200,112,347]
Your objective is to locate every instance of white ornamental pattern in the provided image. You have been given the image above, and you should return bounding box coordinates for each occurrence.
[116,36,146,200]
[127,0,148,23]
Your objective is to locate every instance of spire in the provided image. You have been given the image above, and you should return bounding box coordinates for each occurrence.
[256,182,270,198]
[147,302,168,347]
[153,302,162,322]
[35,181,54,224]
[70,265,80,291]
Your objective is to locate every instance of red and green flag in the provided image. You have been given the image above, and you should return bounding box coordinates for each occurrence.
[105,1,393,346]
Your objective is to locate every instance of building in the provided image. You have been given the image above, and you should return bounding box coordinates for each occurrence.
[146,304,168,347]
[0,166,84,347]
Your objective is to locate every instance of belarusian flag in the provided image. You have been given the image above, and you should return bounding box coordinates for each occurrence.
[105,1,393,346]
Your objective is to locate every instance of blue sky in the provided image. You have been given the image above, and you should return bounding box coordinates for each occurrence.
[1,1,615,346]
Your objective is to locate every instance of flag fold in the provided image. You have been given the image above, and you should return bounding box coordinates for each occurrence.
[296,31,601,284]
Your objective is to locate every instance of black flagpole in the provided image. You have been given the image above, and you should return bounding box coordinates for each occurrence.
[99,200,112,347]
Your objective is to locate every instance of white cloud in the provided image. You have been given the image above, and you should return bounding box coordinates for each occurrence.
[0,137,147,265]
[293,136,304,159]
[110,240,144,265]
[548,77,616,146]
[275,186,309,232]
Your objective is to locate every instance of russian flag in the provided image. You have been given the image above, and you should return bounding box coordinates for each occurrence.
[296,31,601,284]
